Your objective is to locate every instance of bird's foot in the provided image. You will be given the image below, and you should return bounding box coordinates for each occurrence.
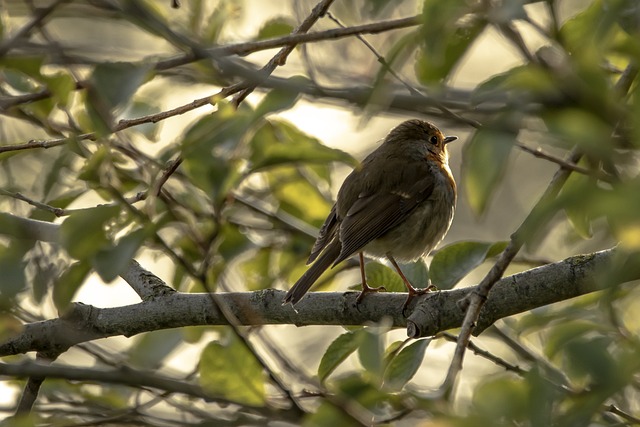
[356,283,386,304]
[401,283,437,316]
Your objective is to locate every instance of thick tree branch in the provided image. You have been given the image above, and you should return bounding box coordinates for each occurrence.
[0,248,622,357]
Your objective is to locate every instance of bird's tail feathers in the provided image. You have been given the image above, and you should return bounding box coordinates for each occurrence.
[282,241,340,306]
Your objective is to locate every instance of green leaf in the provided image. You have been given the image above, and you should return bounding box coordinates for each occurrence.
[239,248,272,291]
[249,120,356,172]
[256,17,294,40]
[254,82,302,119]
[0,314,22,343]
[268,166,333,226]
[401,258,430,288]
[318,331,361,383]
[430,241,507,289]
[128,329,183,369]
[463,127,515,215]
[560,0,624,54]
[0,56,44,79]
[0,244,28,300]
[93,228,148,283]
[53,261,91,311]
[199,337,265,406]
[304,400,362,427]
[89,62,151,113]
[60,205,121,260]
[561,170,596,239]
[543,108,614,161]
[416,1,486,83]
[216,223,252,261]
[357,327,385,381]
[363,262,404,293]
[472,375,528,421]
[383,338,430,391]
[181,110,251,205]
[544,320,605,359]
[43,71,76,106]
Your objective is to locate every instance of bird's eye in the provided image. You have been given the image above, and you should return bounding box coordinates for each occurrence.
[429,135,438,144]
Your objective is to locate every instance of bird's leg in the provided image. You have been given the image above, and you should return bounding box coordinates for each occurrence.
[356,252,386,304]
[387,254,436,313]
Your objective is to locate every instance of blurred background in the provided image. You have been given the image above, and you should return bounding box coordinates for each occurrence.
[1,0,639,425]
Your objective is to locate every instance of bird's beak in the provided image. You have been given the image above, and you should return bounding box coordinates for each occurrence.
[444,136,457,144]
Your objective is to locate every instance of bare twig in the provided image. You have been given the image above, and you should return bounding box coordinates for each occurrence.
[440,332,526,375]
[0,0,68,57]
[231,0,336,107]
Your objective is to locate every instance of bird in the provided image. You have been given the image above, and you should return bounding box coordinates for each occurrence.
[282,119,457,311]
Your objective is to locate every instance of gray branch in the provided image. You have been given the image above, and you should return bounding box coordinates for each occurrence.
[0,248,622,357]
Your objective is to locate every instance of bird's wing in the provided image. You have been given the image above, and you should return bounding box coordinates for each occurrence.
[333,174,436,265]
[307,204,338,264]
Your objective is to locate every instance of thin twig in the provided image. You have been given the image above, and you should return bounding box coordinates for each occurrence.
[231,0,336,107]
[440,332,526,375]
[0,0,67,57]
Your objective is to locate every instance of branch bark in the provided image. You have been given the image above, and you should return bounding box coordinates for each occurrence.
[0,248,622,357]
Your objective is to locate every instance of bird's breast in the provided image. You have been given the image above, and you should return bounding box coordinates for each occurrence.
[364,166,456,262]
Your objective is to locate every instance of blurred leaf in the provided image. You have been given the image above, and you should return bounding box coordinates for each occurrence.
[268,167,333,226]
[416,1,486,83]
[60,205,121,260]
[561,170,596,239]
[199,337,265,406]
[253,82,302,119]
[78,146,111,184]
[472,375,528,422]
[383,338,430,391]
[318,331,360,383]
[256,17,294,39]
[0,56,44,80]
[181,109,251,205]
[249,120,356,172]
[42,71,75,107]
[53,261,91,311]
[544,320,606,358]
[304,400,361,427]
[560,0,624,54]
[216,223,252,261]
[93,227,148,283]
[618,0,640,35]
[200,0,237,43]
[564,336,616,384]
[363,261,403,293]
[543,108,613,161]
[32,261,59,303]
[463,127,515,215]
[0,244,28,300]
[86,62,152,133]
[363,0,394,17]
[383,340,404,365]
[431,241,507,289]
[239,248,272,291]
[125,100,162,141]
[0,314,23,343]
[128,329,183,369]
[357,327,385,381]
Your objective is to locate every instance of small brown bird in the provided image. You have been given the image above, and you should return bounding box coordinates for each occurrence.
[283,119,457,310]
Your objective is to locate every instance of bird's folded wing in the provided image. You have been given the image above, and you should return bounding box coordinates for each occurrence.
[307,204,338,264]
[333,176,435,266]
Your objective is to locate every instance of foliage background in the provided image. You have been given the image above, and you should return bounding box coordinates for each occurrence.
[1,0,640,425]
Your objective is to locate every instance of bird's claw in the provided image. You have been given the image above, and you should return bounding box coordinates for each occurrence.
[356,284,386,304]
[401,284,437,316]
